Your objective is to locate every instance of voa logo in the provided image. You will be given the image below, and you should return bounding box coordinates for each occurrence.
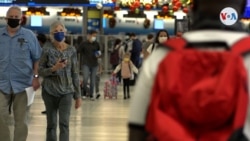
[220,7,238,26]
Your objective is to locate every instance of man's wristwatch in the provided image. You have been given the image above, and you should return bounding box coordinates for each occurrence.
[34,74,39,78]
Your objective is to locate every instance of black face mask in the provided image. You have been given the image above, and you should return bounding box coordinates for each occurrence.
[7,18,20,28]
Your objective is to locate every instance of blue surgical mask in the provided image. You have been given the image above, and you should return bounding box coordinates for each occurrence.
[54,32,64,42]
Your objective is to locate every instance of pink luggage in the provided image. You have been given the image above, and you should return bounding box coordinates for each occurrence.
[104,75,119,99]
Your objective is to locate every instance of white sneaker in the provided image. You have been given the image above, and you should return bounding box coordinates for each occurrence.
[82,96,86,99]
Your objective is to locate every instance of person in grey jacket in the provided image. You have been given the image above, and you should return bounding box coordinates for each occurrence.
[38,21,81,141]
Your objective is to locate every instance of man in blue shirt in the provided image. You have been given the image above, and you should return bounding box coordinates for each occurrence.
[0,6,42,141]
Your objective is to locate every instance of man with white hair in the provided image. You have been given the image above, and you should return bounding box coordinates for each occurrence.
[0,6,42,141]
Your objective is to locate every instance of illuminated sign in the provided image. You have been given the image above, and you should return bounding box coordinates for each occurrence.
[0,0,115,6]
[8,0,89,6]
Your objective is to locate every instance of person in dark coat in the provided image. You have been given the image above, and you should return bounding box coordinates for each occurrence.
[129,33,142,69]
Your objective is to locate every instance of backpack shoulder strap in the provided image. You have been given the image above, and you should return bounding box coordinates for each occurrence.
[164,38,187,50]
[231,36,250,55]
[151,43,155,52]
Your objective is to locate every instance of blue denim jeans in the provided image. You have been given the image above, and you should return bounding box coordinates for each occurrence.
[82,65,98,97]
[95,74,100,93]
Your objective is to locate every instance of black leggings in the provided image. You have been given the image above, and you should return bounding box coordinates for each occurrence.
[123,78,130,97]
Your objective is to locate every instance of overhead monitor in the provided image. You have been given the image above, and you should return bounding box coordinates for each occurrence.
[0,0,14,5]
[154,19,164,30]
[102,18,107,28]
[30,16,42,27]
[13,0,89,6]
[0,0,12,3]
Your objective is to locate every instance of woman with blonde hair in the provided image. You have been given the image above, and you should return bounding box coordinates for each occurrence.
[38,21,81,141]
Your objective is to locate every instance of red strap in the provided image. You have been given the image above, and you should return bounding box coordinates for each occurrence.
[164,38,186,50]
[232,36,250,55]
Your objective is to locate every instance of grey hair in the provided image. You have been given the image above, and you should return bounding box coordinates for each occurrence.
[49,21,67,42]
[6,6,22,18]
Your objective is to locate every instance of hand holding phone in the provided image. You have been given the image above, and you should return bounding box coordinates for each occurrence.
[52,59,67,72]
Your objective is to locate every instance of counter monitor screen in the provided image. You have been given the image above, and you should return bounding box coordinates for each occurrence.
[154,19,164,30]
[30,16,42,27]
[0,0,13,3]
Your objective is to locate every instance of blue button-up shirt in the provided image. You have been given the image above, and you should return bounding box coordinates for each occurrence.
[0,27,42,94]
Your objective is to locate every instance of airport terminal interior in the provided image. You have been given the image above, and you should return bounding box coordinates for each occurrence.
[1,0,250,141]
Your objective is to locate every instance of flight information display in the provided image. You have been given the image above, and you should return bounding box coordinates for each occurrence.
[0,0,113,6]
[27,0,88,4]
[0,0,13,3]
[0,0,17,4]
[3,0,90,6]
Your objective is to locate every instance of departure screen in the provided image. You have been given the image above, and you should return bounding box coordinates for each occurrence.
[8,0,89,5]
[0,0,13,3]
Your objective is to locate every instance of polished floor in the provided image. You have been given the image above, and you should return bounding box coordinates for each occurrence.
[10,75,131,141]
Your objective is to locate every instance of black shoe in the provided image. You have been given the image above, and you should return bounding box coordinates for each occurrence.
[41,111,46,114]
[128,95,130,99]
[96,94,101,99]
[124,97,127,99]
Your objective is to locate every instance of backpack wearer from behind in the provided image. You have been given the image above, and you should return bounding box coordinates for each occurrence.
[145,37,250,141]
[121,61,132,79]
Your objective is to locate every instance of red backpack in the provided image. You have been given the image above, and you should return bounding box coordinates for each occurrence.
[145,37,250,141]
[110,48,120,65]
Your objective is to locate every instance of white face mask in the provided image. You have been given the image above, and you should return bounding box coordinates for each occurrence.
[91,36,96,42]
[158,37,168,43]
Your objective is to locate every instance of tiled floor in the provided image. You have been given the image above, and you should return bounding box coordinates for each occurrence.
[9,75,131,141]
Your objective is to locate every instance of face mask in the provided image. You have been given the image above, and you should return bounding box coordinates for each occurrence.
[7,18,20,28]
[54,32,65,42]
[158,37,168,43]
[91,36,96,42]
